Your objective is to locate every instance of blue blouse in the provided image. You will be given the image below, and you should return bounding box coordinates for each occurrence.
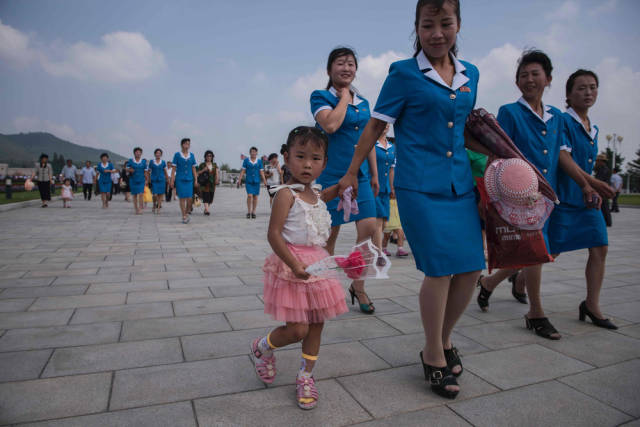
[242,158,263,184]
[375,141,396,194]
[556,108,599,208]
[497,98,564,191]
[96,162,113,183]
[372,50,479,196]
[172,152,196,181]
[127,158,147,184]
[149,159,167,182]
[310,87,371,183]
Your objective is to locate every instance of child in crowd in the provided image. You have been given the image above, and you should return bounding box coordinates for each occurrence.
[250,126,347,410]
[382,195,409,257]
[61,178,73,208]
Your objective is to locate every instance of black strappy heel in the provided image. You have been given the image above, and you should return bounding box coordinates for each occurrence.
[444,346,463,377]
[476,275,492,312]
[524,315,561,340]
[579,301,617,330]
[509,272,528,304]
[420,351,459,399]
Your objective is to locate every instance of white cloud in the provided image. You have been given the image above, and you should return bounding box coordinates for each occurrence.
[0,20,165,83]
[545,0,579,21]
[472,43,522,115]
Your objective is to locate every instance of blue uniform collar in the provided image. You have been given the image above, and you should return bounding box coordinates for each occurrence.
[416,50,469,91]
[152,159,163,166]
[178,151,191,160]
[517,97,553,124]
[376,140,393,150]
[328,86,366,106]
[566,107,597,140]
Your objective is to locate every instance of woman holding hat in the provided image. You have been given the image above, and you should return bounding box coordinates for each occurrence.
[475,51,602,340]
[31,153,53,207]
[548,70,616,329]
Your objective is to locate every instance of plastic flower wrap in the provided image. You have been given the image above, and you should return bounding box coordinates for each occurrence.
[305,239,390,280]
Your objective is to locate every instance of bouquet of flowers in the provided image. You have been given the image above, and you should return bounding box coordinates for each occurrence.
[305,239,391,280]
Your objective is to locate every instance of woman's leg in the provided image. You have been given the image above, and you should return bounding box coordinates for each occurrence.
[382,231,391,250]
[374,218,384,251]
[246,194,253,214]
[397,229,406,247]
[420,275,459,393]
[252,194,259,213]
[186,195,193,214]
[352,217,378,304]
[585,245,608,318]
[101,192,107,208]
[480,268,518,292]
[179,198,187,219]
[325,226,341,256]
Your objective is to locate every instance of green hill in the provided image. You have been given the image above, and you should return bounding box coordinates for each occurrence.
[0,132,126,168]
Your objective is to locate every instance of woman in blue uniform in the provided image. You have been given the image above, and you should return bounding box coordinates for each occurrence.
[171,138,199,224]
[97,153,115,209]
[339,0,490,399]
[238,147,266,219]
[373,124,398,255]
[475,51,602,340]
[127,147,148,215]
[311,46,379,314]
[548,70,617,329]
[149,148,169,214]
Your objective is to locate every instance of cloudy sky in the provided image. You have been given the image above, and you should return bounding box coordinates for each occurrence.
[1,0,639,169]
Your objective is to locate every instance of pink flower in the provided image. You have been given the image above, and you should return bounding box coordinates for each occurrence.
[335,251,366,280]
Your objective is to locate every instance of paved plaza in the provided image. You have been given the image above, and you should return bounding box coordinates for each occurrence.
[0,187,638,426]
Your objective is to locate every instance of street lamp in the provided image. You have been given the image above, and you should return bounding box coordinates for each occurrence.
[605,133,623,171]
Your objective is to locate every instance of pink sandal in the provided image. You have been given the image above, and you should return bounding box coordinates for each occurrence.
[250,339,276,384]
[296,375,318,410]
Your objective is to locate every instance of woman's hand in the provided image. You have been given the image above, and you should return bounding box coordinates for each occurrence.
[336,86,351,100]
[338,171,359,199]
[582,184,602,209]
[370,175,379,198]
[292,262,310,280]
[170,179,175,189]
[590,179,615,200]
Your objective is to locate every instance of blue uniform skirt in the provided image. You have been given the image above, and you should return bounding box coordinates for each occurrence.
[246,182,260,196]
[320,175,376,227]
[396,188,485,277]
[151,179,166,195]
[98,179,111,194]
[548,203,608,254]
[129,179,145,195]
[176,178,194,199]
[375,192,391,220]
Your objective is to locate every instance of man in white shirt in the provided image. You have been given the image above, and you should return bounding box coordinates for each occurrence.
[60,159,79,191]
[80,161,96,200]
[611,168,623,212]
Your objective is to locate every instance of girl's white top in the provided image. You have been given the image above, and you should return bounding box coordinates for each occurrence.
[277,185,331,247]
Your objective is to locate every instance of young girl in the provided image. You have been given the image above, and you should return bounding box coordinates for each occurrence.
[61,178,73,208]
[250,126,346,410]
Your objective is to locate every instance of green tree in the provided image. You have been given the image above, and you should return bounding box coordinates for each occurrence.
[604,147,625,171]
[626,148,640,192]
[220,163,230,172]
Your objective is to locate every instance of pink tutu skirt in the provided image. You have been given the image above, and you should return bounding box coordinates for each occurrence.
[263,244,347,324]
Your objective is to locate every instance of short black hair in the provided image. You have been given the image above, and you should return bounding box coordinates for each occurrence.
[285,126,329,158]
[204,150,214,160]
[100,153,109,159]
[133,147,142,154]
[565,69,599,108]
[280,144,288,155]
[268,153,278,161]
[516,49,553,81]
[250,146,258,152]
[180,138,190,146]
[326,47,358,90]
[154,148,163,155]
[39,153,49,161]
[413,0,461,57]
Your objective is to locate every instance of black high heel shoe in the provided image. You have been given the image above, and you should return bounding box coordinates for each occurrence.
[524,315,561,340]
[579,301,617,330]
[348,285,375,314]
[419,351,459,399]
[476,275,492,312]
[444,346,463,377]
[509,272,528,304]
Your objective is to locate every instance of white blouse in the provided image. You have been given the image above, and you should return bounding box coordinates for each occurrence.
[277,186,331,247]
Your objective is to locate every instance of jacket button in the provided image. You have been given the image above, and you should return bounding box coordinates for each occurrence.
[447,122,454,128]
[450,94,456,100]
[588,159,593,163]
[543,169,548,173]
[355,109,359,113]
[541,130,547,136]
[590,141,594,145]
[446,151,453,158]
[543,149,548,154]
[355,126,359,130]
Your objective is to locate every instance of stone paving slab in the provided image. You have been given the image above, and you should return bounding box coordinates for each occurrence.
[0,187,638,425]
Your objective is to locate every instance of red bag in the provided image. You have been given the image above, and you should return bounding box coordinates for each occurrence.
[476,177,553,273]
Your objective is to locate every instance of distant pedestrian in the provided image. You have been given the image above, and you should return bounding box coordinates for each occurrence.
[80,161,96,200]
[120,166,131,202]
[264,152,283,203]
[280,144,293,184]
[4,175,12,199]
[61,178,73,208]
[149,148,169,214]
[60,159,78,191]
[127,147,148,215]
[111,169,121,199]
[594,153,612,226]
[238,146,267,218]
[97,153,115,209]
[171,138,198,223]
[610,168,622,212]
[31,153,53,208]
[197,150,219,216]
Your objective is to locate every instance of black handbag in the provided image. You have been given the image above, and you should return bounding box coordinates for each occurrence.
[197,170,209,186]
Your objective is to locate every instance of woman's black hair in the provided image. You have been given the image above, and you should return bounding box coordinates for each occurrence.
[250,146,258,152]
[268,153,278,161]
[326,47,358,90]
[285,126,329,158]
[39,153,49,162]
[565,69,599,108]
[204,150,214,160]
[180,138,190,146]
[413,0,460,57]
[516,49,553,81]
[154,148,163,155]
[280,144,288,155]
[133,147,142,154]
[100,153,109,159]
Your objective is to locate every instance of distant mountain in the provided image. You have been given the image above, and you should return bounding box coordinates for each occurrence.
[0,132,126,167]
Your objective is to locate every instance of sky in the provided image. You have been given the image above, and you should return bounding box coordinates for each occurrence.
[1,0,639,170]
